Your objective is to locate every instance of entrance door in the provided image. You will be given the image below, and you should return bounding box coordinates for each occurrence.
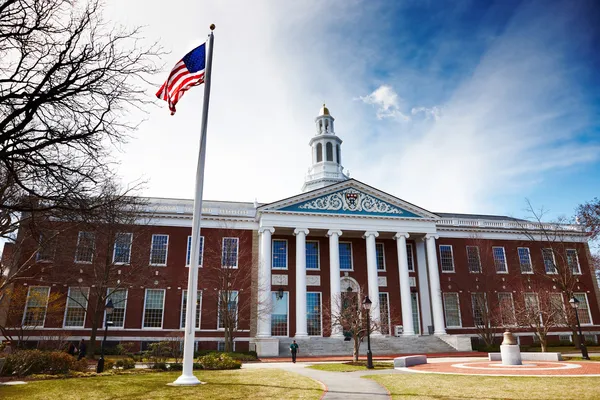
[411,292,420,334]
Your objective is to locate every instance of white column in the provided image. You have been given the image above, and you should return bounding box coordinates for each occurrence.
[395,233,414,335]
[257,227,274,338]
[364,230,381,334]
[425,234,446,335]
[327,229,343,338]
[294,228,309,338]
[416,240,432,334]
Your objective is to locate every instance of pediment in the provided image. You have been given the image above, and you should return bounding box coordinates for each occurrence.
[258,180,438,219]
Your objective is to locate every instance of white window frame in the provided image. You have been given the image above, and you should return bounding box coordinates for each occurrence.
[217,290,239,330]
[411,292,421,334]
[542,248,557,274]
[524,292,540,320]
[439,245,455,273]
[186,235,204,267]
[375,242,386,271]
[221,237,239,269]
[518,247,533,274]
[104,288,128,328]
[113,233,133,265]
[492,246,508,274]
[22,286,51,328]
[36,232,56,262]
[180,290,202,329]
[574,292,593,326]
[63,287,90,328]
[466,246,481,273]
[443,292,462,328]
[149,234,169,267]
[497,292,516,326]
[305,240,320,271]
[306,291,323,337]
[379,292,391,335]
[142,288,166,329]
[406,243,415,272]
[74,231,95,264]
[270,291,289,337]
[271,239,288,270]
[566,249,582,275]
[471,292,488,327]
[338,242,354,271]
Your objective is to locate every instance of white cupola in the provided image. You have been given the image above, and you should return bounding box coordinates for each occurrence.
[302,104,349,192]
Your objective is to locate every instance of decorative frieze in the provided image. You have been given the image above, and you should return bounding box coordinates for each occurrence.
[306,275,321,286]
[409,277,416,287]
[297,188,405,215]
[272,274,288,286]
[378,276,387,287]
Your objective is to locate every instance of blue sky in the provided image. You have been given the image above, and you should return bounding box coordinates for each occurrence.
[106,0,599,222]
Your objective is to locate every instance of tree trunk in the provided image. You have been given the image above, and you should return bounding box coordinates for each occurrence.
[88,297,104,359]
[353,337,360,362]
[540,338,547,352]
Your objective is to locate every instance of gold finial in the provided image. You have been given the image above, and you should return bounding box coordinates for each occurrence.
[210,24,216,31]
[319,103,330,116]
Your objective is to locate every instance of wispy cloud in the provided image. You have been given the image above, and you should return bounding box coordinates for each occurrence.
[358,85,410,121]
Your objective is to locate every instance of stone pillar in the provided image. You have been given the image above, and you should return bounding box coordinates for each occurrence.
[395,233,415,335]
[416,240,432,334]
[294,228,309,338]
[364,231,381,334]
[425,234,446,335]
[257,227,274,338]
[328,229,343,337]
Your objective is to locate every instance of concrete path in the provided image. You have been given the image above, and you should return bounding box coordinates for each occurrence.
[244,361,404,400]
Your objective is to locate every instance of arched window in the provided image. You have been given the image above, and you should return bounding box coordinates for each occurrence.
[336,145,341,164]
[326,142,333,161]
[316,143,323,162]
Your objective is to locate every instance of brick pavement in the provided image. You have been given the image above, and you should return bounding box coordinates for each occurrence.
[406,360,600,376]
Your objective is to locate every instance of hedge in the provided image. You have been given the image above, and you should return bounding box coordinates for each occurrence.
[1,350,88,377]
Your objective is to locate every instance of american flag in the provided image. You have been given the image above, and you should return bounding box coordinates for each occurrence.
[156,43,206,115]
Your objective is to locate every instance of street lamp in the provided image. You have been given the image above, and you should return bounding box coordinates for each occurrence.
[96,299,114,373]
[362,296,374,369]
[569,296,590,360]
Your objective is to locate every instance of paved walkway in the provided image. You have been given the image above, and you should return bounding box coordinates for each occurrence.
[259,351,486,363]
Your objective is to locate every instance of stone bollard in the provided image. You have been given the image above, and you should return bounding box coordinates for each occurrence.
[500,330,522,366]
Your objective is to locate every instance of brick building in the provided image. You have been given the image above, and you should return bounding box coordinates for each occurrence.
[2,104,599,356]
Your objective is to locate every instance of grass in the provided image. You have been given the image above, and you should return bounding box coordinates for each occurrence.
[308,361,392,372]
[0,369,323,400]
[367,374,600,400]
[526,346,600,353]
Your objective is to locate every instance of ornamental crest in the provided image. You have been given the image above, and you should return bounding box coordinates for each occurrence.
[297,188,404,215]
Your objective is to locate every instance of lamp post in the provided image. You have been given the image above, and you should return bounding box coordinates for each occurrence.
[569,296,590,360]
[96,299,114,373]
[362,296,374,369]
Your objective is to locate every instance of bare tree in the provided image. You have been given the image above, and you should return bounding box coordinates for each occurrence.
[576,198,600,242]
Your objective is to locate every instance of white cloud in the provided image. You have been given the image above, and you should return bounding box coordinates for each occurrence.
[411,106,442,121]
[359,85,410,120]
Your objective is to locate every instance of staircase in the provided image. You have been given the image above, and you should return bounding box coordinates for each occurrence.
[278,335,464,357]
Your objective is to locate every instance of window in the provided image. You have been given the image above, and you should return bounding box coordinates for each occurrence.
[336,145,340,164]
[542,248,557,274]
[549,293,566,325]
[316,143,323,162]
[36,232,56,262]
[498,292,516,326]
[524,293,540,315]
[306,292,322,336]
[379,293,390,335]
[411,292,420,334]
[218,290,239,329]
[492,247,508,273]
[186,236,204,267]
[466,246,481,273]
[181,290,202,329]
[106,289,127,328]
[75,232,95,263]
[150,234,169,266]
[306,241,319,270]
[566,249,581,275]
[471,293,487,326]
[559,334,572,343]
[439,245,454,272]
[113,233,133,264]
[406,244,415,272]
[271,291,288,336]
[64,287,89,328]
[443,292,461,327]
[574,293,593,325]
[339,242,353,271]
[217,341,226,352]
[143,289,165,328]
[272,239,287,269]
[326,142,333,161]
[221,237,239,268]
[22,286,50,327]
[376,243,385,271]
[518,247,533,274]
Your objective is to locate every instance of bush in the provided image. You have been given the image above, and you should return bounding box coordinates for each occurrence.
[193,350,258,362]
[115,358,136,370]
[168,363,182,371]
[103,360,115,370]
[199,353,241,370]
[1,350,89,377]
[150,362,168,371]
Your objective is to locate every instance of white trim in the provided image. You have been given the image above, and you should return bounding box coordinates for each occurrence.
[22,286,51,328]
[113,232,133,265]
[411,292,421,334]
[379,292,391,335]
[439,244,455,273]
[567,249,582,275]
[221,237,239,269]
[492,246,508,274]
[305,240,321,271]
[142,288,166,329]
[271,238,289,270]
[63,287,90,328]
[376,242,386,272]
[270,290,289,337]
[339,241,354,271]
[149,234,169,266]
[442,292,462,328]
[574,292,593,326]
[406,243,415,272]
[517,247,534,274]
[306,291,323,337]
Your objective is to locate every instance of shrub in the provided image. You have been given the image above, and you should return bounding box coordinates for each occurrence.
[103,360,115,371]
[115,358,136,370]
[168,363,183,371]
[1,350,89,377]
[199,353,241,370]
[193,350,258,361]
[150,362,168,371]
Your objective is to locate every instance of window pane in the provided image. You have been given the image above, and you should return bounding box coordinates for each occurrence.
[542,249,556,273]
[493,247,507,273]
[498,293,516,326]
[406,244,414,272]
[376,243,385,271]
[64,287,89,328]
[272,240,287,269]
[411,292,420,334]
[306,292,322,336]
[150,234,169,265]
[222,238,239,268]
[113,233,132,264]
[567,249,581,274]
[339,243,352,271]
[181,290,202,329]
[379,293,390,334]
[143,289,165,328]
[471,293,487,326]
[518,248,532,273]
[23,287,50,327]
[106,289,127,328]
[439,245,454,272]
[271,292,288,336]
[467,246,481,273]
[443,293,461,327]
[37,232,56,262]
[75,232,95,263]
[574,293,592,325]
[306,241,319,270]
[218,290,238,329]
[186,236,204,266]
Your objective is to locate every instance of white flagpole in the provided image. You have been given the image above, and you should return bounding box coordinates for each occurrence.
[172,24,215,386]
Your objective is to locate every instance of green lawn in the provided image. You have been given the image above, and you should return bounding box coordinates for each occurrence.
[308,361,392,372]
[0,369,323,400]
[368,374,600,400]
[525,346,600,353]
